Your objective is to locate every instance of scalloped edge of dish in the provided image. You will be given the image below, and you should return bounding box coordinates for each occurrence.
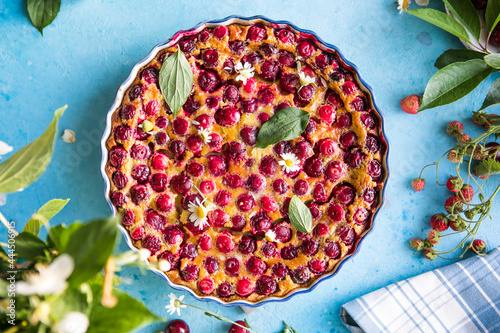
[100,15,390,307]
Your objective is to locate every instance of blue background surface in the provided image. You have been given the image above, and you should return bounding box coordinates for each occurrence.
[1,1,500,332]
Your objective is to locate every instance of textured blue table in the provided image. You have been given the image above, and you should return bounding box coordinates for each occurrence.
[1,1,500,332]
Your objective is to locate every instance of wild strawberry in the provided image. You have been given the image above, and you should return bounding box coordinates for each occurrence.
[427,230,441,244]
[445,196,463,213]
[446,120,463,136]
[464,208,477,220]
[400,94,420,114]
[410,238,424,251]
[447,149,460,163]
[459,184,474,203]
[471,239,487,254]
[473,167,489,180]
[446,177,463,193]
[457,133,471,144]
[449,215,466,231]
[470,145,486,160]
[484,114,498,129]
[472,110,487,126]
[411,178,425,191]
[423,248,437,261]
[430,214,449,232]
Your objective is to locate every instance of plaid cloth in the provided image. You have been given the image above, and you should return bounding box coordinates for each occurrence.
[341,247,500,333]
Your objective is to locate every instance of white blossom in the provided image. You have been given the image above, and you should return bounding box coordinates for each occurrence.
[53,312,89,333]
[158,259,171,272]
[188,198,215,230]
[265,230,276,242]
[165,293,186,316]
[397,0,411,14]
[234,62,255,84]
[198,128,212,144]
[61,129,76,143]
[0,140,13,159]
[279,152,301,173]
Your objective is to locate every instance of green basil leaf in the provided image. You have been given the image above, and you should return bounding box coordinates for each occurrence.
[485,53,500,69]
[419,59,493,111]
[474,158,500,177]
[15,232,48,261]
[443,0,481,42]
[288,195,313,233]
[159,49,193,118]
[65,216,119,286]
[406,8,471,43]
[0,106,66,193]
[434,49,486,69]
[486,0,500,32]
[23,199,69,235]
[480,77,500,110]
[88,283,161,333]
[256,107,310,148]
[48,222,83,252]
[27,0,61,35]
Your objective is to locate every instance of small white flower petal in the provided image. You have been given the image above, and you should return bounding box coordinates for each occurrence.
[415,0,428,5]
[139,249,151,261]
[0,193,6,206]
[158,259,171,271]
[53,312,89,333]
[62,129,75,143]
[265,230,276,242]
[0,141,13,158]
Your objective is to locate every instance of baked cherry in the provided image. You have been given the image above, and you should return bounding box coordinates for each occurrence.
[228,40,247,55]
[325,241,341,259]
[241,98,258,114]
[318,105,336,125]
[199,180,216,194]
[130,225,144,240]
[223,58,236,75]
[338,225,356,245]
[109,146,127,167]
[314,223,329,237]
[217,233,235,253]
[131,164,150,183]
[315,52,333,69]
[246,256,268,276]
[364,187,376,204]
[158,251,179,270]
[247,25,267,42]
[246,174,265,192]
[215,190,232,207]
[198,234,212,251]
[340,131,357,149]
[114,125,132,142]
[336,113,352,128]
[151,153,169,171]
[156,194,173,212]
[207,155,228,177]
[354,207,369,225]
[304,157,324,177]
[208,133,223,151]
[325,161,346,181]
[326,90,343,108]
[342,81,358,95]
[172,117,189,136]
[151,173,168,192]
[334,184,355,205]
[141,234,161,255]
[260,195,278,213]
[204,256,220,274]
[273,223,292,243]
[120,104,136,120]
[112,171,128,189]
[362,112,376,129]
[239,236,257,255]
[155,132,168,146]
[273,141,292,156]
[291,266,311,284]
[271,263,289,280]
[297,85,315,102]
[130,144,151,160]
[213,26,228,39]
[165,319,190,333]
[243,77,257,93]
[226,141,247,162]
[111,191,126,207]
[301,239,319,256]
[312,183,328,203]
[225,257,240,276]
[183,97,200,115]
[260,43,277,57]
[293,140,313,159]
[202,49,219,67]
[365,134,380,153]
[344,148,366,169]
[293,179,309,196]
[350,96,365,111]
[276,29,295,44]
[280,73,299,93]
[198,70,220,93]
[181,264,199,282]
[145,210,166,231]
[215,106,241,127]
[259,155,278,176]
[182,193,203,210]
[308,203,322,221]
[141,67,158,85]
[231,215,246,232]
[317,139,337,157]
[297,40,316,58]
[281,245,298,260]
[217,282,233,297]
[236,279,254,298]
[171,175,193,194]
[122,210,135,226]
[327,203,345,222]
[129,84,143,100]
[224,85,240,104]
[258,87,275,106]
[250,212,272,235]
[255,275,277,295]
[163,225,184,245]
[368,160,382,180]
[186,161,204,177]
[198,277,215,295]
[178,37,195,53]
[169,139,186,157]
[275,101,291,112]
[205,96,220,109]
[242,52,262,66]
[208,209,229,227]
[261,242,277,258]
[236,193,256,212]
[260,60,279,80]
[145,100,159,116]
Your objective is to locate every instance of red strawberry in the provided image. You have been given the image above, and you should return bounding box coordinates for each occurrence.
[471,239,487,254]
[446,120,464,136]
[485,114,498,129]
[410,238,424,251]
[447,149,460,163]
[411,178,425,191]
[400,94,420,114]
[457,133,471,144]
[459,184,474,203]
[473,168,489,180]
[423,248,437,261]
[472,110,487,126]
[427,229,441,244]
[446,177,463,193]
[444,196,463,213]
[430,214,449,232]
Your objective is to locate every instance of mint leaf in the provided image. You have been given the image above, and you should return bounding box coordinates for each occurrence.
[434,49,485,70]
[256,107,310,148]
[0,106,66,193]
[406,8,471,43]
[443,0,481,42]
[88,283,161,333]
[283,321,298,333]
[65,216,119,286]
[48,223,83,252]
[486,0,500,33]
[288,195,313,233]
[419,59,493,111]
[23,199,69,235]
[15,232,48,261]
[159,49,193,118]
[485,54,500,69]
[27,0,61,35]
[480,78,500,111]
[474,158,500,177]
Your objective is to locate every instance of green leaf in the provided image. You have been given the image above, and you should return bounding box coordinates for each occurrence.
[48,222,83,252]
[474,158,500,177]
[159,49,193,118]
[480,78,500,111]
[443,0,481,42]
[419,59,493,111]
[23,199,69,235]
[434,49,485,70]
[50,285,92,322]
[88,284,161,333]
[283,321,298,333]
[288,195,313,233]
[0,106,66,193]
[15,232,48,261]
[486,0,500,32]
[27,0,61,35]
[485,53,500,69]
[406,8,471,43]
[65,216,119,286]
[256,107,310,149]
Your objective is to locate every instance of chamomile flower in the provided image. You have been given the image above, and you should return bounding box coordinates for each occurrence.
[279,152,300,173]
[198,128,212,144]
[165,293,186,316]
[397,0,410,14]
[265,230,277,242]
[138,120,157,135]
[188,198,215,230]
[235,62,255,84]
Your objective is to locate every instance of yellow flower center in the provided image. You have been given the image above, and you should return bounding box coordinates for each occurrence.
[196,206,206,218]
[285,159,294,167]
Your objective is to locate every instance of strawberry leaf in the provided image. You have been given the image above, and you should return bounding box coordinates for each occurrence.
[474,158,500,177]
[480,78,500,111]
[434,49,485,70]
[406,8,471,43]
[443,0,481,42]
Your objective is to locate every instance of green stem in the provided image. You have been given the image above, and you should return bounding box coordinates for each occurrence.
[183,303,257,333]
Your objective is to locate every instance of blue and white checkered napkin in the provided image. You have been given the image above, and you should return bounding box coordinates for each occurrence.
[341,247,500,333]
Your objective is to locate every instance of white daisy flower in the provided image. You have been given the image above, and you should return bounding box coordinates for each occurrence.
[53,311,89,333]
[165,293,186,316]
[198,128,212,144]
[279,152,301,173]
[188,198,215,230]
[265,230,276,242]
[0,140,13,159]
[235,62,255,84]
[397,0,410,14]
[16,254,74,296]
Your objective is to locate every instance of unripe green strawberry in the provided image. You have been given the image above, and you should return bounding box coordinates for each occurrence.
[471,239,487,254]
[410,238,425,251]
[446,120,464,136]
[400,94,421,114]
[447,149,460,163]
[411,178,425,191]
[424,248,437,261]
[427,229,441,244]
[446,177,463,193]
[450,217,466,231]
[464,208,478,220]
[445,196,463,213]
[430,213,449,232]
